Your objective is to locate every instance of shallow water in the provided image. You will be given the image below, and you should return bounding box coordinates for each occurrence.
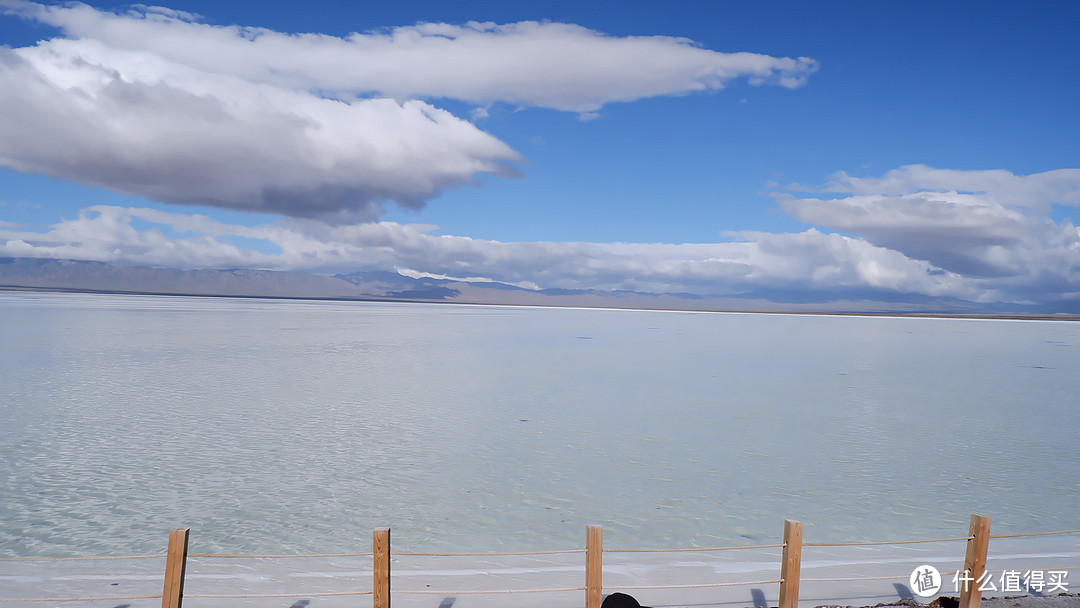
[1,292,1078,557]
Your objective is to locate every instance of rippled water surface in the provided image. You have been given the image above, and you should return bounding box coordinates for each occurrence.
[1,292,1078,557]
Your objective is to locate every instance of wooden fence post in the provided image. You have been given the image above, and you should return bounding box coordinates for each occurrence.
[959,515,992,608]
[161,528,189,608]
[779,520,802,608]
[586,525,603,608]
[374,528,391,608]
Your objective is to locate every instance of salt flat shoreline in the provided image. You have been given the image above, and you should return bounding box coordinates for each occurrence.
[4,536,1076,608]
[3,285,1078,321]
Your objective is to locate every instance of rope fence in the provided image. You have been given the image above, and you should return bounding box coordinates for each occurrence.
[0,554,165,562]
[611,579,783,590]
[394,548,586,556]
[393,586,587,595]
[803,574,916,582]
[186,591,374,599]
[804,536,972,547]
[990,529,1080,539]
[983,565,1080,572]
[2,517,1076,608]
[605,542,785,553]
[188,551,373,558]
[0,596,163,604]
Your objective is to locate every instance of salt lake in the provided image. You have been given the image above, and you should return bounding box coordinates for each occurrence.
[1,291,1078,558]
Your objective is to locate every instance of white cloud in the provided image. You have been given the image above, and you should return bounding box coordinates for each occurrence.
[4,161,1079,306]
[3,1,818,113]
[0,38,520,222]
[802,164,1080,211]
[0,205,987,302]
[780,191,1035,276]
[0,1,817,223]
[778,166,1080,297]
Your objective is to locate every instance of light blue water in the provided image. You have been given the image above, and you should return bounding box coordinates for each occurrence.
[1,291,1077,557]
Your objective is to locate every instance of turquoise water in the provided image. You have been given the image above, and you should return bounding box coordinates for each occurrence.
[1,291,1078,557]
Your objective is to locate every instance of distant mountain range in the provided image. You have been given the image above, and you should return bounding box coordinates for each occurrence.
[1,257,1075,317]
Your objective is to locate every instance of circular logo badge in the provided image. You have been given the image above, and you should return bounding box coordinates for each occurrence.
[910,565,942,597]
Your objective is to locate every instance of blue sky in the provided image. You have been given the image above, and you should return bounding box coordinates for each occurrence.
[1,1,1078,308]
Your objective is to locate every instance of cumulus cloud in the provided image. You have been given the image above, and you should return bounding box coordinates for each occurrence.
[779,166,1080,298]
[4,162,1079,307]
[802,164,1080,211]
[780,191,1036,276]
[0,205,986,302]
[0,39,520,222]
[2,1,818,113]
[0,1,817,223]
